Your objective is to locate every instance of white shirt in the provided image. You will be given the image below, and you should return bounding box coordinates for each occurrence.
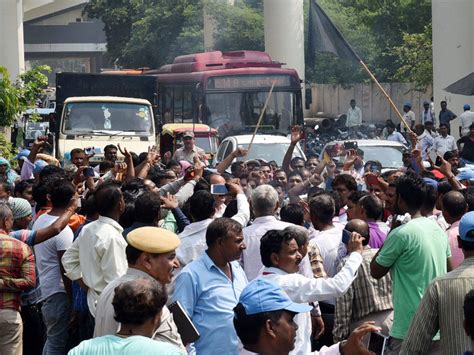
[176,194,250,267]
[94,268,184,350]
[460,110,474,136]
[420,109,435,125]
[310,225,344,278]
[403,110,416,127]
[258,253,362,355]
[433,135,457,156]
[33,213,74,302]
[62,215,128,316]
[346,106,362,127]
[177,218,213,267]
[387,131,408,145]
[242,216,293,281]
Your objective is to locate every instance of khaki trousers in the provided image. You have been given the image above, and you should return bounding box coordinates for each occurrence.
[0,309,22,355]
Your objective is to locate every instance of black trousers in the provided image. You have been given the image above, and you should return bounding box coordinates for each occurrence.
[21,303,46,355]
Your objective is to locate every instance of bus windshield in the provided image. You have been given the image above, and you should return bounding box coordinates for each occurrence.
[63,102,153,135]
[205,90,296,137]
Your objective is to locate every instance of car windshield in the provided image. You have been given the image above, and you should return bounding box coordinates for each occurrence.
[205,91,296,138]
[361,146,404,168]
[325,143,404,169]
[63,102,153,135]
[237,143,303,165]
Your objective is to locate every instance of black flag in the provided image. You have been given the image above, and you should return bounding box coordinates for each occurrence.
[307,0,360,67]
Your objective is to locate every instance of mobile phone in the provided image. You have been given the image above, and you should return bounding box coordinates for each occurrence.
[365,174,379,186]
[168,301,200,344]
[435,156,442,166]
[370,165,379,174]
[210,184,228,195]
[344,141,358,150]
[84,167,95,177]
[342,229,351,244]
[368,332,388,355]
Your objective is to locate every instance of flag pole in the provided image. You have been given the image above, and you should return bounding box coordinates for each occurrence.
[358,60,413,133]
[310,0,413,134]
[244,81,277,159]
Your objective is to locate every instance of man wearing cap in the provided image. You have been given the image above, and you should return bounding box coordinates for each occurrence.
[401,211,474,354]
[0,204,36,355]
[234,278,381,355]
[94,226,184,350]
[421,101,435,126]
[460,104,474,137]
[172,130,206,164]
[173,218,248,355]
[439,101,457,134]
[402,102,416,131]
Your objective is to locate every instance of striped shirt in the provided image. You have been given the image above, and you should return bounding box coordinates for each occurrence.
[0,234,36,311]
[333,247,393,342]
[401,257,474,354]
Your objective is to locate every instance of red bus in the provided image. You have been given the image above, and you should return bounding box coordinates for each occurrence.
[144,50,304,138]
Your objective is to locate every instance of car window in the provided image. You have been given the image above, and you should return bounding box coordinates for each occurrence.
[224,140,234,159]
[217,141,228,162]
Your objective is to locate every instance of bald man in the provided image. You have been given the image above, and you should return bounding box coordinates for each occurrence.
[442,191,468,268]
[333,219,393,343]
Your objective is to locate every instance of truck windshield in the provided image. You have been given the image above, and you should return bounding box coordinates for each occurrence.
[63,102,153,135]
[205,91,296,137]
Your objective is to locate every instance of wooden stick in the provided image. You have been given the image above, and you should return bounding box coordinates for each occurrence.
[244,81,277,159]
[359,60,413,133]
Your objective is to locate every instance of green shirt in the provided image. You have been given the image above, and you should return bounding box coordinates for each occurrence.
[376,217,451,339]
[68,335,185,355]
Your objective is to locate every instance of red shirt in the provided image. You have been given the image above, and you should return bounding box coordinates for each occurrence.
[0,234,36,311]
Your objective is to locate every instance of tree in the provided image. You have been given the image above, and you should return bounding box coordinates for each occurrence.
[391,24,432,90]
[308,0,431,83]
[208,0,264,52]
[0,65,50,127]
[84,0,204,68]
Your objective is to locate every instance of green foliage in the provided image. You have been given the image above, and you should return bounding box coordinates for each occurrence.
[208,0,264,52]
[0,133,15,161]
[84,0,204,68]
[314,0,432,83]
[0,65,51,127]
[0,67,20,127]
[391,24,432,90]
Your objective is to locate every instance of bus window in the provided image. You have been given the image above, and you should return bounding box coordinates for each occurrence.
[163,85,194,123]
[163,87,173,124]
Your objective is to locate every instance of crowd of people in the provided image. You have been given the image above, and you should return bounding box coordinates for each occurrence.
[0,117,474,355]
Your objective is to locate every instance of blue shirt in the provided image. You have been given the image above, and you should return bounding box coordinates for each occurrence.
[173,252,248,355]
[69,335,184,354]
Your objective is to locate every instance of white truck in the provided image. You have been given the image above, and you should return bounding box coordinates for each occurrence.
[55,73,159,162]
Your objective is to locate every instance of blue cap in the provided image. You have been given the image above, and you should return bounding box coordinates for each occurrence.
[33,160,48,174]
[238,279,312,315]
[457,168,474,182]
[459,211,474,242]
[14,149,30,161]
[464,104,471,110]
[404,102,412,108]
[423,177,438,190]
